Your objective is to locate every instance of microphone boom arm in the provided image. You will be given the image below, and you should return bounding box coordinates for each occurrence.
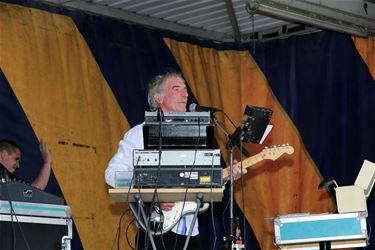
[212,115,250,157]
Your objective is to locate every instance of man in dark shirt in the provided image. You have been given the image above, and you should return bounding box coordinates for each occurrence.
[0,139,51,190]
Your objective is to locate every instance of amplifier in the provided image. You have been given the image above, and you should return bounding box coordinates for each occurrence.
[143,111,214,149]
[145,111,210,124]
[133,149,222,188]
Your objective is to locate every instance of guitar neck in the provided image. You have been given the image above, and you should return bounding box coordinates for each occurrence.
[222,152,263,180]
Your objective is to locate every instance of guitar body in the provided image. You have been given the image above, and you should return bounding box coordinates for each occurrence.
[162,201,209,233]
[129,201,209,236]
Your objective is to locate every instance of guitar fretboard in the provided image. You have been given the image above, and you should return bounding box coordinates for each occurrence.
[222,153,264,180]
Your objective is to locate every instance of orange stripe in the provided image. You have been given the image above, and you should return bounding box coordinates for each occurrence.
[164,38,335,249]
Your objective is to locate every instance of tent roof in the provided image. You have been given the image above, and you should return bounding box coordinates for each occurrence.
[37,0,375,43]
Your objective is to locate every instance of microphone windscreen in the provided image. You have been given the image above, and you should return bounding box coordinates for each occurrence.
[189,103,197,112]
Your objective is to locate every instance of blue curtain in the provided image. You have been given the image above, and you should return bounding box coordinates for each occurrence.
[253,30,375,247]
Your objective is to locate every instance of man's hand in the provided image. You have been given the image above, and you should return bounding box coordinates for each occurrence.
[31,140,52,190]
[158,202,175,211]
[224,160,248,182]
[40,140,51,165]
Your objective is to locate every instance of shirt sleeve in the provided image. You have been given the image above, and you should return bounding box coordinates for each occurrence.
[104,123,144,187]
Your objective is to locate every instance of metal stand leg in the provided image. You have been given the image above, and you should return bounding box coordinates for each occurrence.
[183,192,203,250]
[319,241,331,250]
[229,147,235,240]
[134,193,157,250]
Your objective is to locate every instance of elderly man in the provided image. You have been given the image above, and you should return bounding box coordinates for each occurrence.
[105,71,245,249]
[0,139,51,190]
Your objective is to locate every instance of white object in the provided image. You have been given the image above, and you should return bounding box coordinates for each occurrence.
[336,159,375,213]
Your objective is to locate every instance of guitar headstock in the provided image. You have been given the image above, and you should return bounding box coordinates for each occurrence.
[260,144,294,160]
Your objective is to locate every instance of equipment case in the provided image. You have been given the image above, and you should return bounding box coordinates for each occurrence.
[273,212,368,249]
[0,200,72,250]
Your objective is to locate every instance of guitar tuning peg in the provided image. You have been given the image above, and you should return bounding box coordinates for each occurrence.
[282,144,285,147]
[265,146,268,149]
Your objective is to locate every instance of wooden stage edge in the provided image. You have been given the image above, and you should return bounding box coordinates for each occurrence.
[108,188,223,202]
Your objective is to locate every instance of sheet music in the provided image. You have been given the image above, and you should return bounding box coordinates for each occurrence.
[259,125,273,144]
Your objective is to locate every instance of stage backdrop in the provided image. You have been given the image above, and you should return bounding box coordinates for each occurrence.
[0,2,132,249]
[1,1,374,249]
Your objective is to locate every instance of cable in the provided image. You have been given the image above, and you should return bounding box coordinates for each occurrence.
[239,141,247,246]
[246,0,258,54]
[10,202,17,250]
[171,113,203,250]
[220,110,237,129]
[110,207,130,250]
[221,182,230,236]
[172,140,199,250]
[210,200,217,250]
[129,157,147,250]
[125,161,136,202]
[125,218,136,250]
[149,107,166,250]
[210,154,218,250]
[136,200,141,250]
[171,112,205,250]
[2,182,31,250]
[143,107,164,250]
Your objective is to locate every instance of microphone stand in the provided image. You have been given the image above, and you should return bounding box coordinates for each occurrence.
[211,114,248,249]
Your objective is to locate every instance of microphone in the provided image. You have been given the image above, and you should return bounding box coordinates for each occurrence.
[189,103,221,113]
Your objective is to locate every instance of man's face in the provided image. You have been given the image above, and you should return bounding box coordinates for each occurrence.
[156,76,188,112]
[0,149,21,173]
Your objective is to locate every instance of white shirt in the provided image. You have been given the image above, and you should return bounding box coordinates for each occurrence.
[105,123,199,236]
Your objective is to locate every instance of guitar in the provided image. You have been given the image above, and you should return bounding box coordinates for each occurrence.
[130,144,294,235]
